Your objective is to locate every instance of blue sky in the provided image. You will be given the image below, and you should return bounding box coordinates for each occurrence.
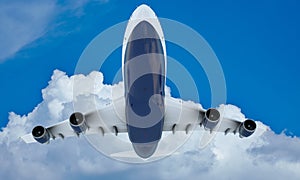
[1,1,300,179]
[1,0,300,135]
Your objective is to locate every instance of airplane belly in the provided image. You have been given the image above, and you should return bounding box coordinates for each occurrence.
[124,20,165,158]
[126,73,164,143]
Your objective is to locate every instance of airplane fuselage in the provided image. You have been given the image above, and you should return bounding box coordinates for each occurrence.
[122,5,167,158]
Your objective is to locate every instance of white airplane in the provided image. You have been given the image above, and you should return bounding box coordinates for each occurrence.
[21,4,256,159]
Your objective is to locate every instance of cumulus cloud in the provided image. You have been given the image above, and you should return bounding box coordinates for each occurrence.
[0,70,300,180]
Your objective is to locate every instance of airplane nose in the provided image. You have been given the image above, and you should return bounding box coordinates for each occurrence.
[132,140,158,159]
[129,20,159,41]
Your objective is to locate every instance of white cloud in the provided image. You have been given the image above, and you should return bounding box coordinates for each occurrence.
[0,0,109,62]
[0,0,56,61]
[0,70,300,180]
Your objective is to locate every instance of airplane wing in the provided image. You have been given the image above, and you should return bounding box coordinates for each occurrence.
[163,96,205,134]
[22,95,255,146]
[163,96,253,137]
[21,97,127,144]
[21,120,79,143]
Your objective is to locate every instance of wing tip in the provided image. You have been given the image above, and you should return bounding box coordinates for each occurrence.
[20,134,36,144]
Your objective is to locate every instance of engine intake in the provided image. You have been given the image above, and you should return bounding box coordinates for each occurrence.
[32,125,50,144]
[239,119,256,138]
[69,112,87,133]
[203,108,220,130]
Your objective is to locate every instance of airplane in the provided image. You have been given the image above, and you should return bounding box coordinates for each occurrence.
[21,4,257,159]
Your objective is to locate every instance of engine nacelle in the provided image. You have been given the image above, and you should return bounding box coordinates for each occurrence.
[203,108,220,130]
[69,112,87,133]
[32,125,50,144]
[239,119,256,138]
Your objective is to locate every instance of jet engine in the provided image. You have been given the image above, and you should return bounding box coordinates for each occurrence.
[239,119,256,138]
[32,125,50,144]
[203,108,220,130]
[69,112,87,133]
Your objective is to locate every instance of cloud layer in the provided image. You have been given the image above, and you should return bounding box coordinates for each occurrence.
[1,70,300,180]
